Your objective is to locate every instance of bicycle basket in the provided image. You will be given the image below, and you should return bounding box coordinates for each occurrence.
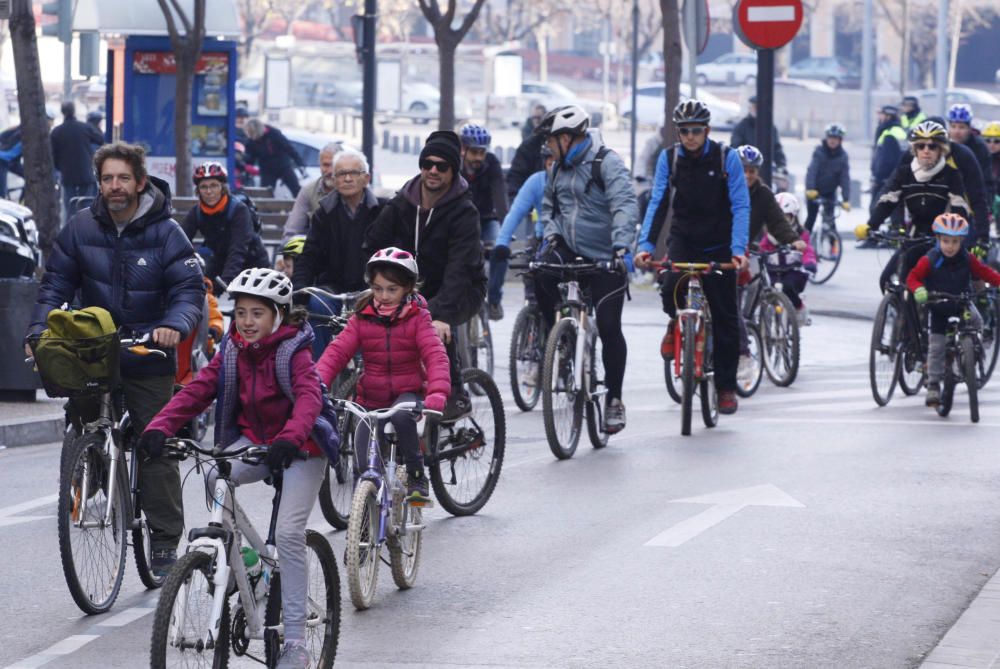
[765,250,803,270]
[30,333,121,398]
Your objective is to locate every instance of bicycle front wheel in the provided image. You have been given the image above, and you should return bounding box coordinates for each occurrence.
[681,317,696,436]
[149,551,231,669]
[962,335,980,423]
[58,433,129,614]
[760,291,800,386]
[303,530,341,668]
[133,504,167,591]
[389,475,423,590]
[870,293,901,406]
[736,322,764,398]
[542,318,583,458]
[318,372,358,530]
[509,305,544,412]
[428,368,506,516]
[585,334,609,449]
[937,361,956,417]
[809,223,842,285]
[345,480,381,610]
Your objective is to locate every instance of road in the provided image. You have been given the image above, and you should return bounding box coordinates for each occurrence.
[4,235,1000,668]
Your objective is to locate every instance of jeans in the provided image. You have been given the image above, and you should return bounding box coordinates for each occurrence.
[307,293,342,359]
[926,304,982,383]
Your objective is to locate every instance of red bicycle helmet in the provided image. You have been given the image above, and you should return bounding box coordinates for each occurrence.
[193,161,228,185]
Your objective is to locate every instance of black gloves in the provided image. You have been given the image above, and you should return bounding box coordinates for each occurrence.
[139,430,168,459]
[492,245,511,261]
[266,439,299,474]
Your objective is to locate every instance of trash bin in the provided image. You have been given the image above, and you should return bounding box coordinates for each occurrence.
[0,279,42,401]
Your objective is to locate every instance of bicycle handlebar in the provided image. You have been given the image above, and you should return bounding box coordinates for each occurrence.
[527,260,620,275]
[294,286,368,304]
[868,230,934,247]
[333,398,434,422]
[649,260,737,273]
[165,438,310,464]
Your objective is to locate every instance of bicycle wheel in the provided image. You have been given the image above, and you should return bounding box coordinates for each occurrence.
[664,358,683,404]
[897,332,926,396]
[870,293,901,406]
[760,291,799,386]
[133,500,167,591]
[809,222,842,285]
[962,335,979,423]
[509,305,544,412]
[977,293,1000,388]
[542,318,583,458]
[345,479,381,610]
[585,334,609,449]
[937,362,956,418]
[263,571,283,666]
[149,551,231,669]
[389,471,423,590]
[58,433,129,614]
[303,530,341,668]
[735,322,764,398]
[681,318,696,436]
[428,368,506,516]
[318,372,358,530]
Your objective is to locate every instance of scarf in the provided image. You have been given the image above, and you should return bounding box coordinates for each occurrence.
[911,156,946,183]
[200,193,229,216]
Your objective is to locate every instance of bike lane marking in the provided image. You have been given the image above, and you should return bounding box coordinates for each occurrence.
[0,494,57,528]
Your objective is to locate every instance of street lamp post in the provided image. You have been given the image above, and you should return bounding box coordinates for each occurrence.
[630,0,639,175]
[362,0,377,172]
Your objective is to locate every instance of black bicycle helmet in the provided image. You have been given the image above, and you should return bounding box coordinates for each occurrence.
[673,99,711,125]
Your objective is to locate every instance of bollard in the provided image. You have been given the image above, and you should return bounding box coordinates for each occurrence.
[412,137,422,155]
[391,135,400,153]
[403,135,411,153]
[382,130,390,149]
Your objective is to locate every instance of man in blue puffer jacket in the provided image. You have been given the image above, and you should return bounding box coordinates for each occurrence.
[26,142,205,577]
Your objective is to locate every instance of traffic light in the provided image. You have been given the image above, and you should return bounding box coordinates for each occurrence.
[42,0,72,45]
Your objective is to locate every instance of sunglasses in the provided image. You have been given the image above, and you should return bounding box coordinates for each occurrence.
[913,142,940,152]
[678,126,706,136]
[419,158,451,173]
[985,138,1000,145]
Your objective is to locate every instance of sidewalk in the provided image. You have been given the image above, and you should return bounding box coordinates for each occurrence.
[0,390,66,450]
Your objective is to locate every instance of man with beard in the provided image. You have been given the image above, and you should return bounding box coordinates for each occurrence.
[282,141,345,242]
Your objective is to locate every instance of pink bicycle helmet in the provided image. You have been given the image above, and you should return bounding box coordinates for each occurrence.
[366,247,419,283]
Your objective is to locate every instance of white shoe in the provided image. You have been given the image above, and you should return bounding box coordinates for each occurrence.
[796,305,811,327]
[737,354,756,386]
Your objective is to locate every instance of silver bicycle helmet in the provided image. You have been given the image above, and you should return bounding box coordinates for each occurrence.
[536,105,590,137]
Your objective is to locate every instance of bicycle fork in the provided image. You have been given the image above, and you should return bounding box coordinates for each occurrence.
[73,429,119,529]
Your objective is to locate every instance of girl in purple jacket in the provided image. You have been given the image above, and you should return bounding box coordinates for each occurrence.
[317,247,451,503]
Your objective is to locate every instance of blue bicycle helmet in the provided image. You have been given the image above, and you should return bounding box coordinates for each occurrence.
[947,103,973,125]
[460,123,492,149]
[735,145,764,168]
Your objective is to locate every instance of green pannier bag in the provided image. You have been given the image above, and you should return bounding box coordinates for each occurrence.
[31,307,120,397]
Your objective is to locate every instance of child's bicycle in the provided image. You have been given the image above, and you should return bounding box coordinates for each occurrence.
[743,246,802,389]
[149,439,340,668]
[924,290,987,423]
[808,196,843,285]
[27,330,174,614]
[335,398,432,610]
[654,260,737,436]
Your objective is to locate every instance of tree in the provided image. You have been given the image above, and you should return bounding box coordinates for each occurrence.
[157,0,206,198]
[236,0,276,74]
[479,0,572,44]
[418,0,489,131]
[9,0,60,258]
[659,0,683,167]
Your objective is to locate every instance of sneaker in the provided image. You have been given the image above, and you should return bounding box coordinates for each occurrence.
[151,548,177,579]
[796,304,811,327]
[604,398,626,434]
[737,354,756,387]
[660,321,675,361]
[442,389,472,422]
[275,639,311,669]
[718,390,738,415]
[406,469,432,504]
[856,238,879,250]
[925,382,941,407]
[488,303,504,321]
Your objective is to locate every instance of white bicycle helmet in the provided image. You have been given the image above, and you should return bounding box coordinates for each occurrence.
[775,192,801,218]
[366,247,419,283]
[536,105,590,137]
[227,267,293,306]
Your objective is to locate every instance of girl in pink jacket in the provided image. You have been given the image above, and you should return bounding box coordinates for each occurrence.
[317,247,450,502]
[761,192,817,326]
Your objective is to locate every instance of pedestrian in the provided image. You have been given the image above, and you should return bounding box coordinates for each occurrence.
[243,118,307,197]
[25,141,205,578]
[730,95,787,170]
[50,101,105,217]
[0,123,24,199]
[521,102,546,143]
[899,96,927,132]
[365,130,487,421]
[803,124,851,233]
[281,141,344,242]
[86,110,104,135]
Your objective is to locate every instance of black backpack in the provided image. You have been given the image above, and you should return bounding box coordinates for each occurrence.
[231,191,262,234]
[550,145,616,219]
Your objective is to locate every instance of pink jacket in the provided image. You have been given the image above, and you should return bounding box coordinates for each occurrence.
[760,228,817,268]
[317,294,451,412]
[147,324,324,455]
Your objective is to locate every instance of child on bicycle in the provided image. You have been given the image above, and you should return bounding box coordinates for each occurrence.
[760,192,817,326]
[317,247,450,503]
[906,213,1000,407]
[140,267,327,669]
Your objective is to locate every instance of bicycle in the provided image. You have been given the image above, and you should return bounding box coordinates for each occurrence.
[868,231,934,406]
[508,249,544,412]
[27,331,173,614]
[923,291,984,422]
[742,247,802,387]
[972,286,1000,388]
[808,196,843,285]
[531,258,621,459]
[149,439,340,668]
[455,300,494,383]
[654,260,736,436]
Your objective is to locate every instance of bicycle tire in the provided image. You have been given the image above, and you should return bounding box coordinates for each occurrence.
[681,317,696,436]
[542,318,583,458]
[317,372,359,531]
[869,293,901,406]
[808,223,842,285]
[761,291,800,386]
[428,368,506,516]
[664,339,683,404]
[264,570,283,666]
[962,335,979,423]
[977,294,1000,388]
[58,433,129,614]
[585,332,609,449]
[304,530,341,668]
[388,481,423,590]
[509,305,544,412]
[699,378,719,428]
[133,508,166,591]
[345,480,380,610]
[149,550,231,669]
[735,322,764,398]
[937,359,956,417]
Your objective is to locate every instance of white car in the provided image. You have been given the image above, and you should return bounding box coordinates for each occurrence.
[270,129,360,199]
[516,80,618,129]
[908,87,1000,109]
[235,77,262,115]
[619,82,740,131]
[696,53,758,87]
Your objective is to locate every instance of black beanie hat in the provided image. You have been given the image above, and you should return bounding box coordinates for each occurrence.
[419,130,461,175]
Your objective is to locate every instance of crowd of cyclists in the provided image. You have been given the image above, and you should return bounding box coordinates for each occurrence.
[20,88,1000,666]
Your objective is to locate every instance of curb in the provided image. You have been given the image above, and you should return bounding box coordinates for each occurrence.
[811,308,875,322]
[0,415,65,449]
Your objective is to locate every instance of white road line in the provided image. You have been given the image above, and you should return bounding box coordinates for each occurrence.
[100,606,156,627]
[0,515,54,528]
[757,417,1000,427]
[0,494,58,518]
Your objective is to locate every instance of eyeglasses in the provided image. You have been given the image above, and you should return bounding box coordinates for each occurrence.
[913,142,940,152]
[419,159,451,173]
[678,126,706,136]
[335,170,365,179]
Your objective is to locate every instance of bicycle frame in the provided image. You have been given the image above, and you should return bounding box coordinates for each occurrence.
[557,280,600,404]
[657,261,735,379]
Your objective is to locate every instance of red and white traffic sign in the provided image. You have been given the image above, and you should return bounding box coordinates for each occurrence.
[735,0,803,50]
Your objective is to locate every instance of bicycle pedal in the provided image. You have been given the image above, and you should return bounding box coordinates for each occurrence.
[407,498,434,509]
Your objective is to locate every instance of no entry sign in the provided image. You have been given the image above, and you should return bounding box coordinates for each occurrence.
[735,0,803,50]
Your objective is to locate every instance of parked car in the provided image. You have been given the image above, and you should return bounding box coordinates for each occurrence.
[268,129,359,199]
[618,82,740,131]
[509,80,617,128]
[787,57,861,89]
[0,198,39,278]
[909,87,1000,109]
[696,52,758,86]
[235,77,262,115]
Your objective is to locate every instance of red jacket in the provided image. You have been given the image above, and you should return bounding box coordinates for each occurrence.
[906,250,1000,294]
[147,324,324,455]
[317,294,450,412]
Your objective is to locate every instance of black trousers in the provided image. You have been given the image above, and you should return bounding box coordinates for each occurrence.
[879,239,934,293]
[261,165,301,197]
[804,195,836,233]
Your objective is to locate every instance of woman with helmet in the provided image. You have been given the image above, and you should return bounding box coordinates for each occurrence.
[907,213,1000,406]
[804,123,852,233]
[984,121,1000,223]
[142,266,331,668]
[460,123,508,277]
[180,161,270,286]
[736,144,804,249]
[317,248,450,502]
[534,104,639,434]
[865,120,970,292]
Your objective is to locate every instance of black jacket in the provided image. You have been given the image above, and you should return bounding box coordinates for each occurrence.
[898,141,989,240]
[964,134,994,202]
[29,177,205,377]
[506,133,545,198]
[872,121,906,183]
[246,125,304,175]
[365,175,486,325]
[50,117,104,186]
[730,115,787,169]
[805,142,851,200]
[464,152,508,224]
[180,195,269,285]
[871,158,968,236]
[749,181,799,246]
[293,188,380,293]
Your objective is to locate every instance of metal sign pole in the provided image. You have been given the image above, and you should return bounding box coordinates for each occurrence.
[756,48,775,187]
[362,0,377,172]
[630,0,639,175]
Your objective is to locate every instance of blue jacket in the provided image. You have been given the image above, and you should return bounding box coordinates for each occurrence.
[497,170,546,247]
[29,177,205,377]
[638,141,750,256]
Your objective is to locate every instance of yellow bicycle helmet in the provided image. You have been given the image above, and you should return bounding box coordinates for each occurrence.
[281,235,307,258]
[983,121,1000,139]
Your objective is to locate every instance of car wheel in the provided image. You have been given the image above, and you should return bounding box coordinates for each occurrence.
[696,74,709,86]
[410,101,430,125]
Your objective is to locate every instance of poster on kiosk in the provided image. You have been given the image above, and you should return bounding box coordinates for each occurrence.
[110,36,238,194]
